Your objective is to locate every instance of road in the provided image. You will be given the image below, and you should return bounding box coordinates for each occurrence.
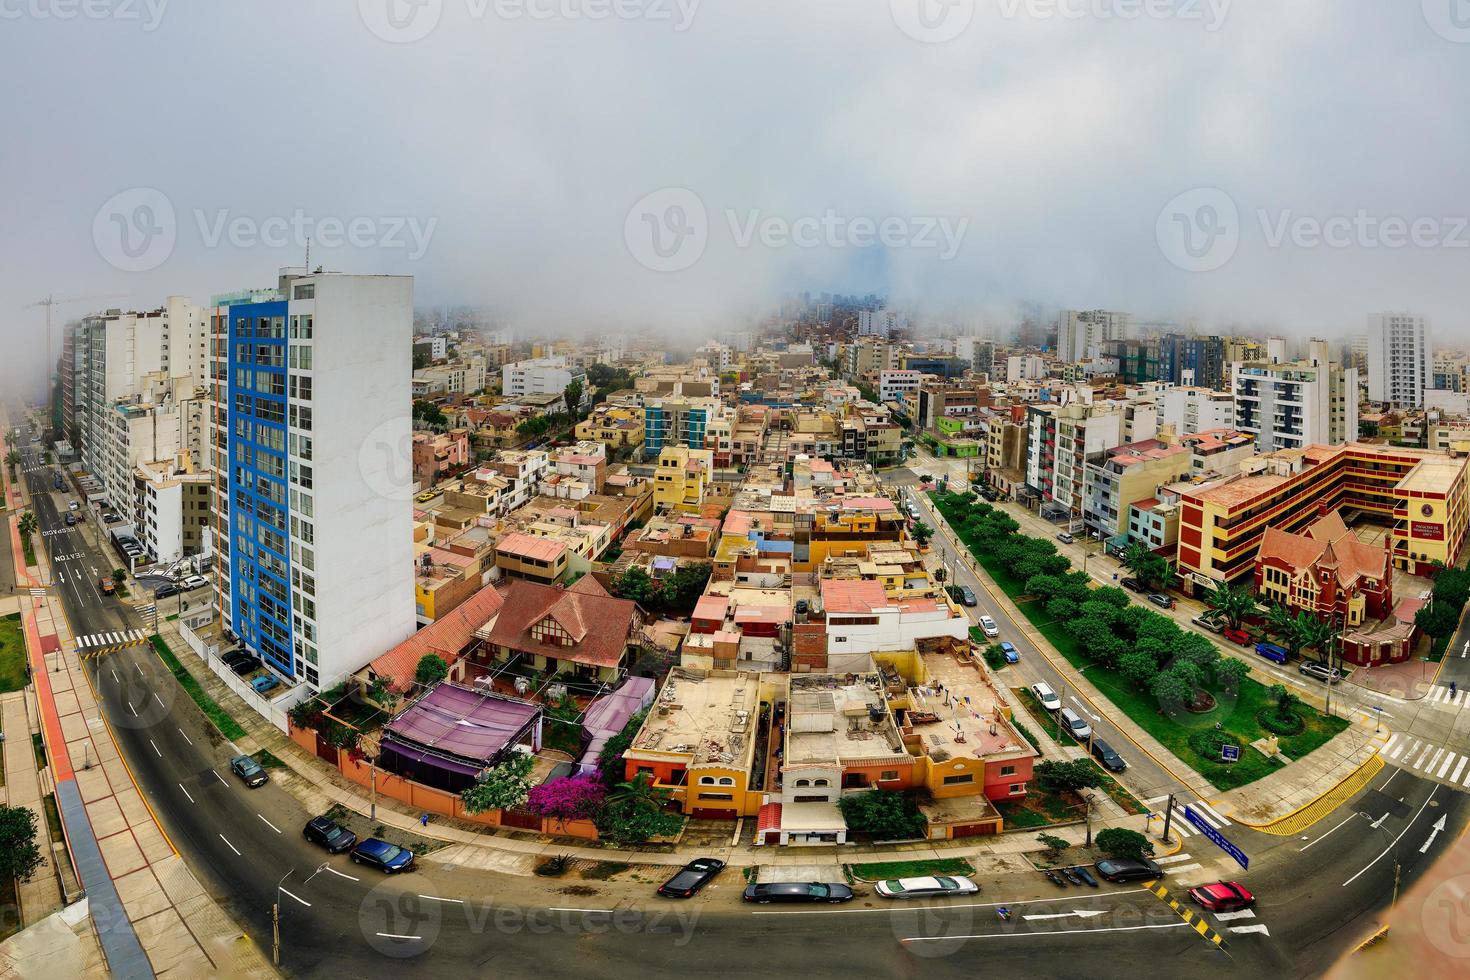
[3,415,1462,978]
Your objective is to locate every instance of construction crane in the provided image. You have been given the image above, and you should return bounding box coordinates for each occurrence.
[23,292,132,383]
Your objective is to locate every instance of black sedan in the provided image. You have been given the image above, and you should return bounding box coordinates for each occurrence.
[1120,577,1145,594]
[657,858,726,898]
[1095,858,1163,882]
[1090,737,1127,772]
[303,815,358,854]
[742,881,854,904]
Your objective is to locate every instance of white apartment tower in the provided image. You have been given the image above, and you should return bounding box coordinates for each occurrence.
[1231,339,1358,453]
[1057,310,1129,363]
[1367,313,1431,408]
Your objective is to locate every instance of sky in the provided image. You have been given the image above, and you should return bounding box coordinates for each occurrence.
[3,1,1469,399]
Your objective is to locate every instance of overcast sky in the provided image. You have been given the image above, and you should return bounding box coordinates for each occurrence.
[3,1,1469,398]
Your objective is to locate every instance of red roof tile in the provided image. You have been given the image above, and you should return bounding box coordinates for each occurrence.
[369,584,506,691]
[483,576,639,670]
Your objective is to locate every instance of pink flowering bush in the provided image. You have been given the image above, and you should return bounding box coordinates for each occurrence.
[525,773,606,823]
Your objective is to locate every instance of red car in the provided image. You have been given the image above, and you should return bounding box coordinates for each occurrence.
[1223,627,1251,646]
[1188,881,1255,912]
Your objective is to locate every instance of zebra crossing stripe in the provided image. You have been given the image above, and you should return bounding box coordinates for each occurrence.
[1192,801,1230,827]
[1381,733,1399,756]
[1155,853,1196,865]
[1213,909,1256,922]
[1455,757,1469,785]
[1412,742,1433,768]
[1166,863,1204,876]
[1422,748,1446,772]
[1438,752,1459,779]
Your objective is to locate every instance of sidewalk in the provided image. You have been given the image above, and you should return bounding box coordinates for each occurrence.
[2,689,65,924]
[1,410,273,979]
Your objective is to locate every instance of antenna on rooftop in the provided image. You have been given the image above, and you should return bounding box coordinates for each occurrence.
[304,236,310,272]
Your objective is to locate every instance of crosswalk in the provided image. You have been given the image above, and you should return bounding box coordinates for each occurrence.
[1424,685,1468,709]
[76,628,149,659]
[1143,796,1233,841]
[28,588,46,598]
[1380,732,1470,788]
[1213,907,1270,936]
[1154,851,1205,883]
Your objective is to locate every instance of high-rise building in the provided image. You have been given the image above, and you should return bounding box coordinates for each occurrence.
[856,309,900,337]
[501,356,588,405]
[1231,340,1358,453]
[210,270,415,692]
[1367,313,1432,408]
[1158,334,1227,390]
[1057,310,1129,363]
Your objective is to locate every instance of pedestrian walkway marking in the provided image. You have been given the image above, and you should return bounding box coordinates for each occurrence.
[1230,924,1270,936]
[1140,879,1226,948]
[1381,733,1399,757]
[1419,747,1446,772]
[1213,909,1256,922]
[1412,742,1434,768]
[1452,756,1468,785]
[1438,752,1459,780]
[1165,863,1203,877]
[1426,685,1466,708]
[77,628,149,659]
[1390,738,1416,761]
[28,587,46,598]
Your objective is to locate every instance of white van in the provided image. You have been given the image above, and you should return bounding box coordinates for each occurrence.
[1031,682,1061,712]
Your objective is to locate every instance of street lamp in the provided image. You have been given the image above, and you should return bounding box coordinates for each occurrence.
[273,870,294,966]
[1356,811,1401,913]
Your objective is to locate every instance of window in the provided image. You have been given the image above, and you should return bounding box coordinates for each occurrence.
[1009,783,1023,794]
[795,779,810,787]
[699,792,733,801]
[1000,765,1016,777]
[698,776,717,786]
[942,773,974,786]
[879,770,899,781]
[717,777,735,786]
[812,778,829,787]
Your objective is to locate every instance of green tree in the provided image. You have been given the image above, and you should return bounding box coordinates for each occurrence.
[836,790,927,840]
[1033,758,1102,794]
[111,568,126,585]
[563,379,584,416]
[3,449,18,476]
[1122,542,1173,591]
[1268,683,1302,724]
[0,804,45,883]
[16,511,37,538]
[1036,833,1070,861]
[611,566,660,606]
[1118,649,1160,690]
[1151,668,1193,710]
[595,772,683,847]
[659,563,713,613]
[1206,581,1257,630]
[911,521,933,547]
[1213,656,1249,691]
[415,653,449,686]
[459,751,536,814]
[1416,601,1460,645]
[412,399,447,427]
[1095,827,1155,861]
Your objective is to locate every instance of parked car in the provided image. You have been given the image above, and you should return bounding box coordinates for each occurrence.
[181,575,209,591]
[251,675,280,695]
[1147,593,1175,609]
[63,513,76,527]
[226,653,261,676]
[303,816,358,854]
[978,615,999,638]
[1060,707,1092,742]
[1255,641,1290,665]
[875,876,979,899]
[414,490,438,503]
[1031,682,1061,712]
[351,838,415,873]
[1299,661,1343,684]
[1191,612,1224,634]
[1188,881,1255,912]
[1090,737,1127,772]
[98,577,116,596]
[67,499,79,511]
[1094,858,1163,882]
[957,586,977,607]
[229,754,268,788]
[1120,577,1145,594]
[1056,531,1075,544]
[742,881,854,904]
[657,858,725,898]
[1223,627,1251,646]
[154,583,181,600]
[999,641,1019,664]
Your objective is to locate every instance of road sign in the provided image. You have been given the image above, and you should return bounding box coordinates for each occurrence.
[1220,744,1240,762]
[1184,805,1249,871]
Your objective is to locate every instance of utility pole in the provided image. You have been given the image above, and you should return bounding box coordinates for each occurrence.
[1083,792,1096,848]
[1056,683,1066,742]
[1324,611,1339,719]
[370,761,378,820]
[272,900,280,966]
[1160,794,1176,845]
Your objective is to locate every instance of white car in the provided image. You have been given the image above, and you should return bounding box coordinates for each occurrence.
[180,575,209,591]
[874,876,979,899]
[978,616,999,638]
[1031,682,1062,712]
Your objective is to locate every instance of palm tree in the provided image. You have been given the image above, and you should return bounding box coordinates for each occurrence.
[1206,582,1256,630]
[16,511,37,538]
[606,772,669,812]
[4,449,18,475]
[1266,602,1295,642]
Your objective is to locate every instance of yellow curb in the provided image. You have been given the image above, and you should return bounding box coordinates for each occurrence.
[1152,833,1185,858]
[1234,753,1385,836]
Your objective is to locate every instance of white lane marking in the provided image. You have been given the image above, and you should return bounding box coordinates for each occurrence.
[1213,909,1256,921]
[1154,854,1196,865]
[213,770,228,786]
[1022,909,1107,921]
[128,702,137,717]
[419,894,465,904]
[154,692,166,708]
[279,888,311,908]
[1299,813,1358,852]
[1438,752,1458,779]
[149,739,162,758]
[257,814,281,834]
[218,834,241,856]
[135,663,144,677]
[903,922,1191,942]
[1463,763,1470,788]
[376,933,421,941]
[1231,924,1270,936]
[110,668,119,683]
[178,727,192,745]
[178,783,195,804]
[1421,814,1448,854]
[321,866,359,882]
[1164,863,1203,876]
[1344,786,1440,886]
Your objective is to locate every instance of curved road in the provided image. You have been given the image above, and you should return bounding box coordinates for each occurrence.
[8,423,1465,978]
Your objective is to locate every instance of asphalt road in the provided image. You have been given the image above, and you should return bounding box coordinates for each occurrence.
[5,420,1463,978]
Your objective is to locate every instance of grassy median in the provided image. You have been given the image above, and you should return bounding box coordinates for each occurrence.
[0,613,27,693]
[149,635,247,740]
